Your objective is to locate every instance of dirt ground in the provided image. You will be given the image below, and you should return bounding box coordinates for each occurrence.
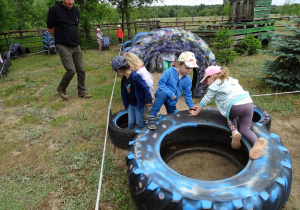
[150,72,300,209]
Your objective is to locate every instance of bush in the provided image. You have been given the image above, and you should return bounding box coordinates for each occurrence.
[236,34,262,55]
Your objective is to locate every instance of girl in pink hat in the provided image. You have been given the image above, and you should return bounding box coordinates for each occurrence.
[96,28,103,52]
[189,66,267,160]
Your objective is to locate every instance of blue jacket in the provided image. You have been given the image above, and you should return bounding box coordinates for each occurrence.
[121,71,152,109]
[200,77,251,118]
[157,67,194,108]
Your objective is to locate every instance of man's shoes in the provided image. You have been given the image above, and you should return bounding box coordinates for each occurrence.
[147,115,156,130]
[78,92,92,98]
[57,89,69,101]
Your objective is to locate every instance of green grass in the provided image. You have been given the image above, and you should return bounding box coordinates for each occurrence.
[0,23,299,209]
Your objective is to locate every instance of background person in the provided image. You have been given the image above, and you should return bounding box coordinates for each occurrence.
[46,0,91,101]
[116,25,123,45]
[96,28,103,52]
[189,66,267,160]
[162,52,175,72]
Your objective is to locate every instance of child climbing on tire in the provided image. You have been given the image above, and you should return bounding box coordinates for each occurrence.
[189,66,267,160]
[111,55,152,130]
[147,51,197,130]
[123,52,154,122]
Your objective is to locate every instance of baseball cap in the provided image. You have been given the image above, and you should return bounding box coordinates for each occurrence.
[97,28,101,31]
[200,66,222,84]
[178,51,198,68]
[111,56,128,71]
[117,25,121,28]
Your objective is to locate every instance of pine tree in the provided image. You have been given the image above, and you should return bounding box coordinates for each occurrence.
[260,17,300,90]
[213,27,238,65]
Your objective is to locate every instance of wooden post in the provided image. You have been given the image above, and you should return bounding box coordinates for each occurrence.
[4,34,9,49]
[107,24,111,45]
[184,22,186,30]
[176,19,178,25]
[135,22,137,35]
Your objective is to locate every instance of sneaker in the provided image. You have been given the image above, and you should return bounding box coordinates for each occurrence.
[78,92,92,98]
[231,132,242,149]
[249,138,267,160]
[147,115,156,130]
[57,88,69,101]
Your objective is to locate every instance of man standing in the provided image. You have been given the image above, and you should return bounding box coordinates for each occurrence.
[47,0,91,101]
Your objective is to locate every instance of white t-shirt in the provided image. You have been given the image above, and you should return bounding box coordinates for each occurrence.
[136,66,154,98]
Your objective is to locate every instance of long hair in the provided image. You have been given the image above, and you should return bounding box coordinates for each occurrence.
[123,52,144,71]
[214,67,229,85]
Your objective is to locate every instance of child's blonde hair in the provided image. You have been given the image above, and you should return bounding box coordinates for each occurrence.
[214,67,229,85]
[123,52,144,71]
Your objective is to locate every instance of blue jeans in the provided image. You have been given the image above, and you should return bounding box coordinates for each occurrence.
[150,90,177,116]
[128,104,145,130]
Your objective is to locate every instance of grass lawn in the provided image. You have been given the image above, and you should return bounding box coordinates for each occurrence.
[0,28,299,209]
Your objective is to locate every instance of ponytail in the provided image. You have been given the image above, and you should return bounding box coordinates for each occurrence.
[215,67,229,85]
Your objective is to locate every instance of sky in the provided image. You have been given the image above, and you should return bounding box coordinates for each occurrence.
[151,0,300,6]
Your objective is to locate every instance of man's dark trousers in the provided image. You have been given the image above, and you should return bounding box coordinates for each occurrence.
[56,44,86,94]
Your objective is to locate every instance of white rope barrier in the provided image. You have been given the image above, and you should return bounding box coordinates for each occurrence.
[95,42,123,210]
[252,91,300,97]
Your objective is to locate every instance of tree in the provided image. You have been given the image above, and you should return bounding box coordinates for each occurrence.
[178,8,188,18]
[93,2,119,24]
[213,27,238,64]
[13,0,34,30]
[32,0,49,28]
[0,0,15,33]
[108,0,158,38]
[259,17,300,91]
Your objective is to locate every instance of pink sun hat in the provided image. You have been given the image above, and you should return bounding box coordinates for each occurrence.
[200,66,222,84]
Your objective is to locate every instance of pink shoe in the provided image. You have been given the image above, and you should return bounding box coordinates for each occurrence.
[249,138,267,159]
[231,132,242,149]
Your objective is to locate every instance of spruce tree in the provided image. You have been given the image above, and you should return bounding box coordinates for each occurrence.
[260,17,300,90]
[213,27,238,65]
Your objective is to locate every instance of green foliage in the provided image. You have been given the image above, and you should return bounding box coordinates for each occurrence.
[222,2,230,17]
[280,0,300,15]
[236,34,262,55]
[260,17,300,90]
[213,27,238,64]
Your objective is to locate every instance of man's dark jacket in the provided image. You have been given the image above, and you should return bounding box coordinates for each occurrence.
[47,1,80,47]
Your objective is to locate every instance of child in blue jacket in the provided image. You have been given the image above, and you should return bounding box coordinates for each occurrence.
[147,51,198,130]
[111,56,152,130]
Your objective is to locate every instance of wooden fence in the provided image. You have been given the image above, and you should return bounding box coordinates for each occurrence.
[0,16,292,55]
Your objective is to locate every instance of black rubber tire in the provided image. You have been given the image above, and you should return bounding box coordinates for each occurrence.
[122,41,132,51]
[8,43,23,56]
[126,110,292,210]
[4,51,15,60]
[108,109,140,149]
[253,105,271,130]
[21,46,30,55]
